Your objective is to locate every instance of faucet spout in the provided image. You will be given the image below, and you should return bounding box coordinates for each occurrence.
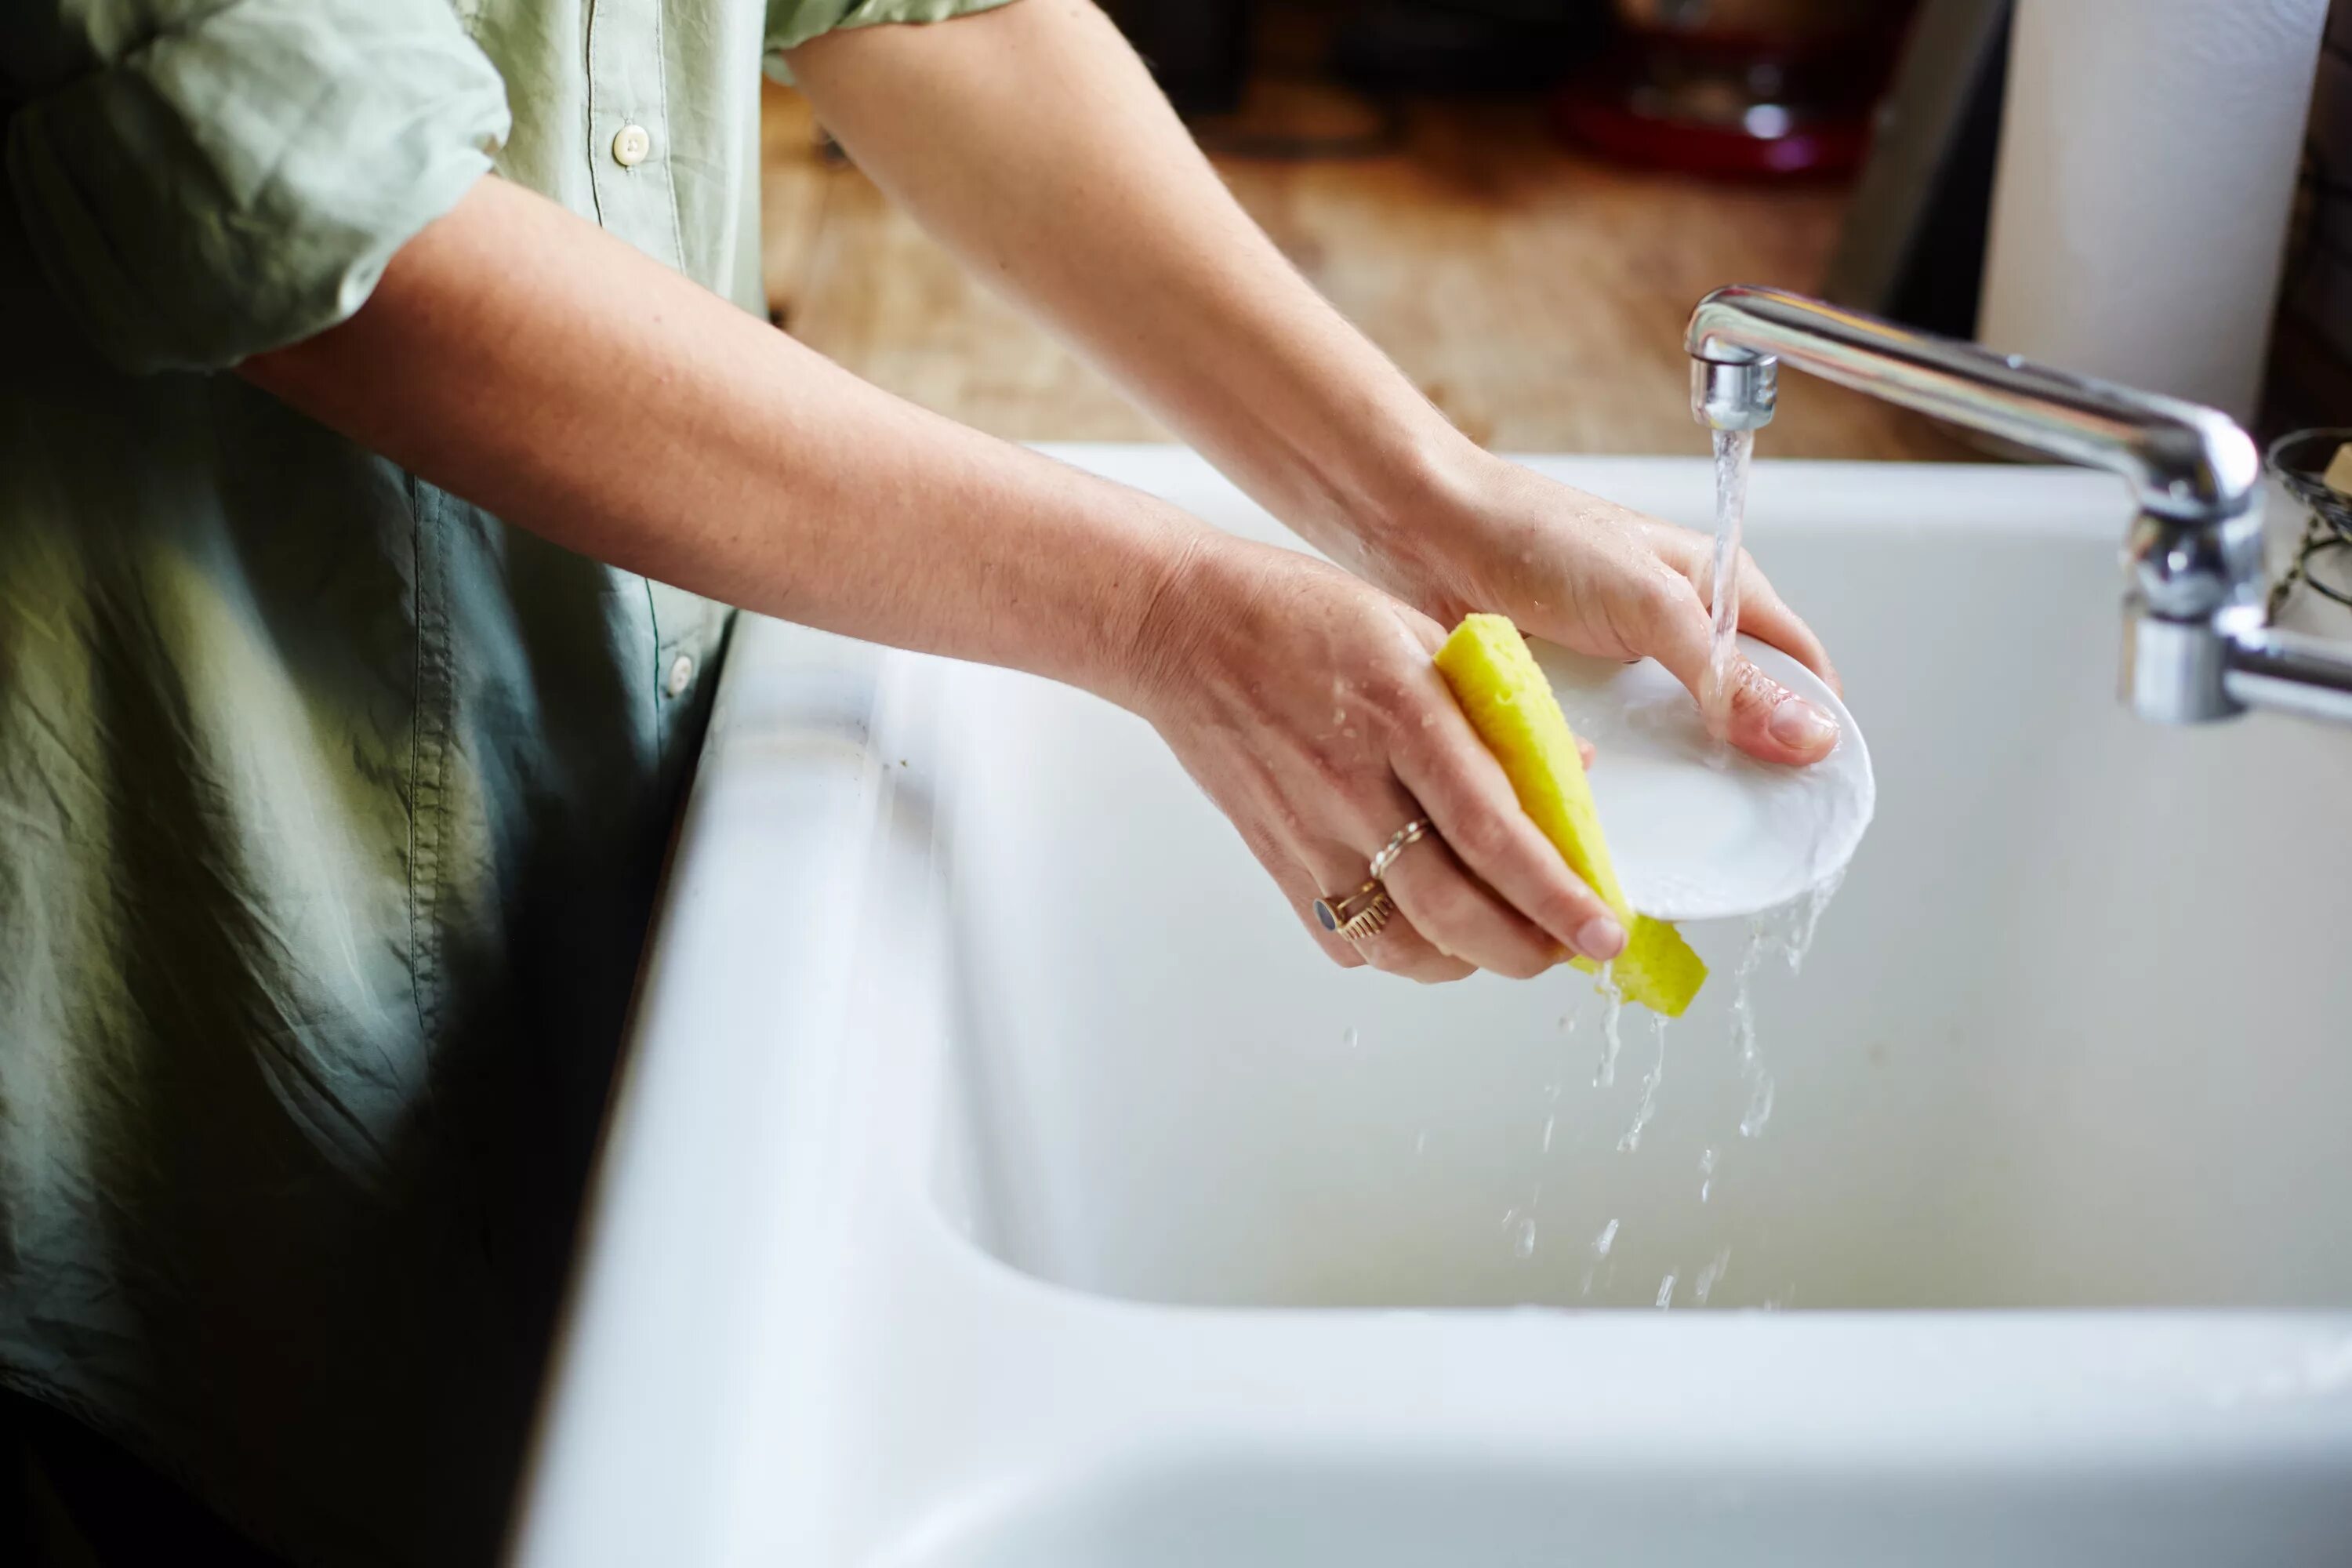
[1680,285,2352,728]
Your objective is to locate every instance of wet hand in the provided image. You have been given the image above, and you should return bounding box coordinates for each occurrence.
[1127,536,1621,982]
[1335,451,1843,768]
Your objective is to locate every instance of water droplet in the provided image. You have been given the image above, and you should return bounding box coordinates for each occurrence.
[1698,1146,1718,1203]
[1592,1218,1619,1259]
[1341,1025,1359,1051]
[1656,1272,1678,1309]
[1740,1074,1775,1138]
[1694,1247,1731,1306]
[1540,1112,1556,1152]
[1414,1130,1428,1156]
[1512,1217,1538,1259]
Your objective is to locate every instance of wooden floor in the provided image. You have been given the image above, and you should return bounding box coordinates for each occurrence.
[760,78,1969,461]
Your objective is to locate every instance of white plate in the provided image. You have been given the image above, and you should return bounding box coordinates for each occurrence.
[1531,634,1875,924]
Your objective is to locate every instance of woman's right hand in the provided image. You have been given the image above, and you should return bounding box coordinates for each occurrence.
[1124,535,1628,983]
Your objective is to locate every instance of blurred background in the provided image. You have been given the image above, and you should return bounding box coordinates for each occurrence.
[760,0,2350,459]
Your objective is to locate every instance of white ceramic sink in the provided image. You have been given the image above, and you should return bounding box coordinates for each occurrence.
[510,448,2352,1567]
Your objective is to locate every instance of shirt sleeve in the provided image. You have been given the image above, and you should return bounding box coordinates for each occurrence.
[4,1,511,373]
[766,0,1024,65]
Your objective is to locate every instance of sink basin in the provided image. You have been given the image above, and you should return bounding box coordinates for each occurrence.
[510,448,2352,1567]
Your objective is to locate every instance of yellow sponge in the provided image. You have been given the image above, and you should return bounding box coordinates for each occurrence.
[1432,613,1706,1017]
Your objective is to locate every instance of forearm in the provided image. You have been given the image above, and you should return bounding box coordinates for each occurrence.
[241,173,1206,704]
[786,0,1482,566]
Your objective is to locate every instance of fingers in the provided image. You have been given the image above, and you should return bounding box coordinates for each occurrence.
[1728,554,1842,696]
[1296,837,1475,983]
[1231,823,1370,971]
[1376,831,1566,980]
[1631,569,1841,768]
[1236,792,1473,982]
[1289,782,1597,985]
[1646,521,1842,699]
[1389,674,1628,965]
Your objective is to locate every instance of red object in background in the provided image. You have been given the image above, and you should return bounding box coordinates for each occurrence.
[1552,2,1915,180]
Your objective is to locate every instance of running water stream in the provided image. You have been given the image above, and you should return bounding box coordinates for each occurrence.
[1702,429,1755,740]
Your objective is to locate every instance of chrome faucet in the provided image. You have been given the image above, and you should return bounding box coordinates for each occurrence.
[1683,285,2352,727]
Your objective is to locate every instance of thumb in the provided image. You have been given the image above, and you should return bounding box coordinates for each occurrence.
[1637,575,1839,766]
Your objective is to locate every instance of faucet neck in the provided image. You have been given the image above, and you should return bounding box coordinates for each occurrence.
[1683,285,2260,525]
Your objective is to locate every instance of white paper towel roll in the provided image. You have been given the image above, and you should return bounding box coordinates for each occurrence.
[1978,0,2327,423]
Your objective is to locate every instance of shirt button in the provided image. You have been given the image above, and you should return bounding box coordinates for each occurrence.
[612,124,652,168]
[665,653,695,699]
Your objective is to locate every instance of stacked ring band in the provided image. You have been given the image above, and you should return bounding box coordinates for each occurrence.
[1368,818,1429,881]
[1313,880,1396,942]
[1312,817,1432,944]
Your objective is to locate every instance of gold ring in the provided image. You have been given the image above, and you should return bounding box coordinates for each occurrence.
[1367,818,1429,882]
[1312,880,1396,943]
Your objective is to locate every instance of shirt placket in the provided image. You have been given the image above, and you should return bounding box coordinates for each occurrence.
[586,0,685,274]
[586,0,718,742]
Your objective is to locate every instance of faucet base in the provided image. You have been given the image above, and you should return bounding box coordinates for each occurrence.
[2122,612,2244,724]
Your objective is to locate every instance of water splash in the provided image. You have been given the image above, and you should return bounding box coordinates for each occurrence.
[1593,963,1627,1087]
[1779,863,1846,974]
[1730,917,1773,1139]
[1617,1013,1671,1152]
[1730,919,1766,1069]
[1701,428,1755,741]
[1693,1247,1733,1306]
[1505,1007,1580,1262]
[1581,1225,1619,1301]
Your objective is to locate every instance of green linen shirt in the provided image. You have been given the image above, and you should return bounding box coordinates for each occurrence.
[1,2,1006,1563]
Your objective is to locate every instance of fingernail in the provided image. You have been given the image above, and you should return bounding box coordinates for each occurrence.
[1769,696,1838,752]
[1577,916,1627,961]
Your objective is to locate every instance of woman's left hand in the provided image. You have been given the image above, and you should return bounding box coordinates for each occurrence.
[784,2,1842,770]
[1329,449,1844,768]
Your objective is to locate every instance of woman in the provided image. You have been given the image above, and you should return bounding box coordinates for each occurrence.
[0,0,1838,1561]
